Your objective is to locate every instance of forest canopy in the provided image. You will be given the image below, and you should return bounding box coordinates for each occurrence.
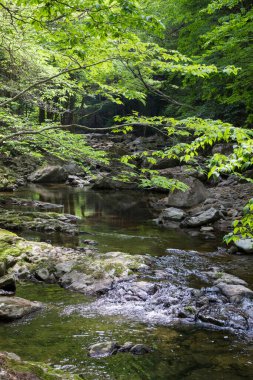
[0,0,253,241]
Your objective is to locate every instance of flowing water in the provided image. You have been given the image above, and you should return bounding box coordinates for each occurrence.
[1,184,253,379]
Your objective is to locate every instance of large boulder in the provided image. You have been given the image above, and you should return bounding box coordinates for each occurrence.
[167,176,209,208]
[0,296,42,321]
[28,165,68,183]
[181,208,220,227]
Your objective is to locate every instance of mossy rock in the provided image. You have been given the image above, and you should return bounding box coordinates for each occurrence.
[0,165,17,190]
[0,352,83,379]
[0,228,32,262]
[0,210,79,235]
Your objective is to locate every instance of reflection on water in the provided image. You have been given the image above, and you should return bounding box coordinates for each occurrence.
[12,184,221,254]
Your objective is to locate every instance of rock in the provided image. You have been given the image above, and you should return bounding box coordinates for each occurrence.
[0,275,16,293]
[0,351,83,379]
[0,209,79,235]
[130,344,151,355]
[54,261,76,277]
[0,197,64,211]
[88,341,119,357]
[216,284,253,303]
[0,166,17,191]
[5,256,18,269]
[92,173,137,190]
[60,270,113,295]
[235,239,253,254]
[213,273,248,287]
[158,207,186,223]
[200,226,214,232]
[11,263,30,279]
[181,208,220,227]
[212,143,233,155]
[167,177,209,208]
[35,268,50,282]
[0,262,5,277]
[0,296,42,321]
[197,304,249,330]
[82,239,98,246]
[118,342,134,352]
[67,175,90,187]
[28,165,68,184]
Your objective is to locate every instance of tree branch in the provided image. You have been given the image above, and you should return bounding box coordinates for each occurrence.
[0,122,168,144]
[0,58,116,107]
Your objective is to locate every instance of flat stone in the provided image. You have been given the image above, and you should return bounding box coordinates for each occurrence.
[0,296,42,321]
[181,208,220,227]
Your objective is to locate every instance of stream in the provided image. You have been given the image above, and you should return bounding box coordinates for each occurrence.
[1,185,253,379]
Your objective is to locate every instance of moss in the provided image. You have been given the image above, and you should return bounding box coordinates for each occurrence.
[184,306,196,314]
[0,165,17,190]
[0,228,31,261]
[0,210,78,235]
[103,262,124,277]
[2,354,83,379]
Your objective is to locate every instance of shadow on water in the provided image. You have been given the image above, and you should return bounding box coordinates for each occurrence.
[1,185,253,379]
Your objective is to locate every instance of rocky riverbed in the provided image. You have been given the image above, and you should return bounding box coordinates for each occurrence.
[1,133,253,378]
[1,227,253,337]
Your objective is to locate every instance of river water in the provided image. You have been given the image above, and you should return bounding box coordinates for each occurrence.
[1,185,253,379]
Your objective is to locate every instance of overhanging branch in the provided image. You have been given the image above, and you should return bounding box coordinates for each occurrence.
[0,58,116,108]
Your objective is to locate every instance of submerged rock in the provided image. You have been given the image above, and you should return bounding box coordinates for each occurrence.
[88,341,151,357]
[130,344,151,355]
[88,341,119,357]
[0,352,83,379]
[0,296,42,321]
